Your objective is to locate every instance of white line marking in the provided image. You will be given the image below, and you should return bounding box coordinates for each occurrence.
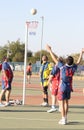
[0,116,84,122]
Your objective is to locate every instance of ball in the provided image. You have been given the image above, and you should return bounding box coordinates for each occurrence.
[30,8,37,15]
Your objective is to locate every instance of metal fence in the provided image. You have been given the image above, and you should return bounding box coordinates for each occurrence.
[10,62,84,76]
[10,62,40,74]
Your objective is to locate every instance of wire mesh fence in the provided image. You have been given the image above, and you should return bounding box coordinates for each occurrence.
[0,61,84,106]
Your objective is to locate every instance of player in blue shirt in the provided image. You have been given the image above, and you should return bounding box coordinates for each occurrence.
[46,44,84,125]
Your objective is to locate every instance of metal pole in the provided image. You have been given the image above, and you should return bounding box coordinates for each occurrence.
[7,49,9,58]
[22,22,28,105]
[22,8,37,105]
[7,43,10,58]
[40,16,44,64]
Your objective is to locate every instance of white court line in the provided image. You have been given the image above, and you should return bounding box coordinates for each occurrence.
[0,116,84,122]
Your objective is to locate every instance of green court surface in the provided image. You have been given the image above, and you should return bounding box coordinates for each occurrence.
[0,72,84,129]
[0,105,84,130]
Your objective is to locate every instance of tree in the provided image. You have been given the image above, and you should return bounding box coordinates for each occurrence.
[8,40,25,61]
[0,40,84,65]
[0,40,33,62]
[71,53,84,65]
[27,50,33,57]
[34,50,53,62]
[12,52,24,62]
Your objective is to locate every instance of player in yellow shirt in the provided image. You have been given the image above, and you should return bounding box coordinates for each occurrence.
[39,55,52,106]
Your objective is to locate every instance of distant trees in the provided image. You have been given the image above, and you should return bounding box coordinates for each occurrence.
[0,40,32,62]
[71,53,84,65]
[0,39,84,65]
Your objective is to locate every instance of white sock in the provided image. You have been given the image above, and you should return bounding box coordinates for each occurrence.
[62,117,65,120]
[52,105,56,109]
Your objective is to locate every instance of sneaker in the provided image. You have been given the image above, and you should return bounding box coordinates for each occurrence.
[5,102,10,107]
[0,103,5,107]
[65,117,67,123]
[15,100,22,105]
[40,102,48,107]
[47,108,57,113]
[58,118,67,125]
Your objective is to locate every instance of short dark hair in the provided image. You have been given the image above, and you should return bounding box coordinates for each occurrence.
[66,56,74,66]
[42,55,48,61]
[58,57,64,63]
[29,62,32,65]
[2,56,8,61]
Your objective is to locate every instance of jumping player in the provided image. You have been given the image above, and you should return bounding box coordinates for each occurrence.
[46,44,84,124]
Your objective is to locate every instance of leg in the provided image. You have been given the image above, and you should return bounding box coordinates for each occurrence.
[41,86,48,106]
[51,85,58,108]
[58,96,69,125]
[5,90,11,103]
[28,75,31,84]
[58,100,67,125]
[0,80,6,104]
[26,75,28,82]
[52,95,56,107]
[60,99,68,119]
[0,89,5,103]
[43,86,48,103]
[58,90,69,124]
[5,80,12,106]
[47,95,57,113]
[27,75,31,83]
[64,99,69,119]
[58,100,62,112]
[27,75,29,82]
[64,91,71,119]
[61,100,65,118]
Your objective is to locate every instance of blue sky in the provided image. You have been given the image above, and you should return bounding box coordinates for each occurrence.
[0,0,84,56]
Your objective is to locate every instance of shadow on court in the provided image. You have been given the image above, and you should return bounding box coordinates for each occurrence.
[0,105,84,129]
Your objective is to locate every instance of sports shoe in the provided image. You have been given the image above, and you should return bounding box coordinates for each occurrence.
[47,108,57,113]
[5,102,11,107]
[0,103,5,107]
[15,100,22,105]
[40,102,48,107]
[58,118,67,125]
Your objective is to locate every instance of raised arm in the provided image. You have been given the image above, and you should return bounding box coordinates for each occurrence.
[76,48,84,65]
[46,44,58,64]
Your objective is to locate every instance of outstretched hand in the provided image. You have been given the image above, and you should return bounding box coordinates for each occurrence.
[46,44,52,52]
[82,48,84,53]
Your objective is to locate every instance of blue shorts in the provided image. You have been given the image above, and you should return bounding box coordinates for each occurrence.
[2,80,12,90]
[58,90,71,100]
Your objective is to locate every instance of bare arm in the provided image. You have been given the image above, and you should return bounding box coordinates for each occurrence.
[46,44,58,64]
[76,48,84,65]
[48,75,53,86]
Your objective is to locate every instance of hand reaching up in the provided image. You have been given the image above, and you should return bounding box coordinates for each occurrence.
[46,44,52,52]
